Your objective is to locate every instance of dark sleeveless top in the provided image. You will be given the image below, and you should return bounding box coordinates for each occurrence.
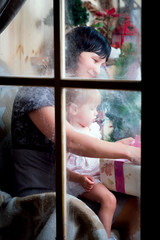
[11,87,56,197]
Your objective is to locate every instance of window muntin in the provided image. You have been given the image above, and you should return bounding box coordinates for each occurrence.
[0,0,54,77]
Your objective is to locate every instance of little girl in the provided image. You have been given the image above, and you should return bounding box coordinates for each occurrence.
[66,88,117,239]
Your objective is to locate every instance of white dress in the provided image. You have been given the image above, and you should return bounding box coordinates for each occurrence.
[67,122,101,197]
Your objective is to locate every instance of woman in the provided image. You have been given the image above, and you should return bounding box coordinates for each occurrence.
[11,26,140,198]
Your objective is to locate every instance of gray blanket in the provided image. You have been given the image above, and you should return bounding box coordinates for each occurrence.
[0,191,108,240]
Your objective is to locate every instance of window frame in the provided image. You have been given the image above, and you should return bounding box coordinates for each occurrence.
[0,1,143,239]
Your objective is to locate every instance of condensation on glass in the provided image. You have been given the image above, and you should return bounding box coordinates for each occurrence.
[0,0,54,77]
[65,0,141,81]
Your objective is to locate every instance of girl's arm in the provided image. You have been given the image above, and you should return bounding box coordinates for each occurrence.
[67,168,95,191]
[67,168,81,183]
[29,106,141,164]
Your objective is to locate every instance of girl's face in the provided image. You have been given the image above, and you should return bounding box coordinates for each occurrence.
[75,93,101,128]
[76,101,98,127]
[75,52,106,78]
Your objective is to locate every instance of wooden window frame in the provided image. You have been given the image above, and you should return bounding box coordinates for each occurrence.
[0,1,143,239]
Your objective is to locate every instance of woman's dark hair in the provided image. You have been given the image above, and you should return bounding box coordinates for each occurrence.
[65,26,111,72]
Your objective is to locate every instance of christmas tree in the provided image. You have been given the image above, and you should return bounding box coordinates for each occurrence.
[99,90,141,141]
[114,42,138,80]
[66,0,89,26]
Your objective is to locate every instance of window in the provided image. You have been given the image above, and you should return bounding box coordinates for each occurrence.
[0,0,54,77]
[0,0,142,239]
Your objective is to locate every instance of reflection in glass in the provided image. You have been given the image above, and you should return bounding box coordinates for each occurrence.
[65,0,141,80]
[0,0,54,77]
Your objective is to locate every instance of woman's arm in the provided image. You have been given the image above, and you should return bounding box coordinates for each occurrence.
[28,106,55,141]
[66,121,140,163]
[29,106,141,164]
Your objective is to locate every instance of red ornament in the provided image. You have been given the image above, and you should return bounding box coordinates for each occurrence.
[112,13,140,48]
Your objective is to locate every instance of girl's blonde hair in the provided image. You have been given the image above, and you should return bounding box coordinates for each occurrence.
[65,88,101,107]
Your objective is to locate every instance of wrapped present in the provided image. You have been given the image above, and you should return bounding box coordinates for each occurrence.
[100,135,141,197]
[129,135,141,148]
[100,158,141,197]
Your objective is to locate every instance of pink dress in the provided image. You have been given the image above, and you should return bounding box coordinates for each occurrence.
[67,122,101,197]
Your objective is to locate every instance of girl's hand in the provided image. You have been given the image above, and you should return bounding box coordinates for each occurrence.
[79,175,95,192]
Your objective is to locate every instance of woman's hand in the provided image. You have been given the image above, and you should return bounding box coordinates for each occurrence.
[79,175,95,192]
[127,146,141,165]
[116,138,141,165]
[117,137,134,145]
[114,141,141,165]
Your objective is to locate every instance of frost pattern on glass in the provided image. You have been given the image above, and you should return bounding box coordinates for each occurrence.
[0,0,54,77]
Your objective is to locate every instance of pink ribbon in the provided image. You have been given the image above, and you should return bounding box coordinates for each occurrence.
[112,135,141,194]
[114,161,125,194]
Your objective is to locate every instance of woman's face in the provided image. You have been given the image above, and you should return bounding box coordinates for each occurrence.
[75,52,106,78]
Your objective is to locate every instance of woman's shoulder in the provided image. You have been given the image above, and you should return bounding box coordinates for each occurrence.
[14,87,55,112]
[17,86,54,99]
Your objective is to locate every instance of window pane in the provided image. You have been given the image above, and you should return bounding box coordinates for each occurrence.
[65,88,141,239]
[0,0,54,77]
[65,0,141,81]
[0,86,57,238]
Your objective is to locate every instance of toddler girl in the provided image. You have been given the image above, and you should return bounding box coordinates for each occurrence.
[66,88,117,239]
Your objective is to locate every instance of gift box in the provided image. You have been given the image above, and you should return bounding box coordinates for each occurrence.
[100,158,141,197]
